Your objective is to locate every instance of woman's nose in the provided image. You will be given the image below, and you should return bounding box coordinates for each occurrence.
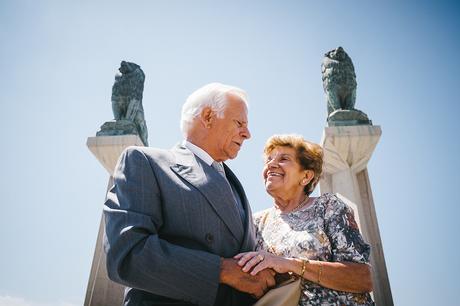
[268,159,279,168]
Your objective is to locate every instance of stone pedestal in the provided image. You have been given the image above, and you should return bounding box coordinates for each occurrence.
[319,125,393,306]
[84,135,144,306]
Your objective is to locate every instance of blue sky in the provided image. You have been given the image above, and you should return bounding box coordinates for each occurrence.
[1,1,459,305]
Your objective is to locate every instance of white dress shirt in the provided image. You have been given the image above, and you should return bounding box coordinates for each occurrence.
[184,140,216,166]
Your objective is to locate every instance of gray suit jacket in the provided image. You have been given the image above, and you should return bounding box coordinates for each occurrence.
[104,144,257,306]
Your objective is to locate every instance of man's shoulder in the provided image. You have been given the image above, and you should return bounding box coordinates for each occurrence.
[122,145,176,165]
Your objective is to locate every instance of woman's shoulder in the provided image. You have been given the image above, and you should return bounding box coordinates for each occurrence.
[253,208,273,227]
[316,193,350,215]
[253,208,272,219]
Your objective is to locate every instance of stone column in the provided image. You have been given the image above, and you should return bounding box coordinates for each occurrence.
[84,135,144,306]
[319,125,393,306]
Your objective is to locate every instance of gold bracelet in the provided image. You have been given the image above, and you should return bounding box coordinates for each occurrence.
[299,258,309,278]
[318,262,323,284]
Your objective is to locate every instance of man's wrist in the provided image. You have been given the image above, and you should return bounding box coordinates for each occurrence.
[219,257,231,284]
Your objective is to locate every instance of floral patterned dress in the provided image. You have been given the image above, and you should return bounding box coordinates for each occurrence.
[254,193,374,306]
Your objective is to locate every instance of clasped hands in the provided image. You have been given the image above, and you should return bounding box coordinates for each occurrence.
[220,250,287,299]
[235,250,291,275]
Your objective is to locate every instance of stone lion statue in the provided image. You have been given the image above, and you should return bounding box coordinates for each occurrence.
[321,47,370,126]
[322,46,357,115]
[98,61,149,146]
[111,61,148,145]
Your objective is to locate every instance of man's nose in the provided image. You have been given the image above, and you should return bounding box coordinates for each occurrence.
[241,126,251,139]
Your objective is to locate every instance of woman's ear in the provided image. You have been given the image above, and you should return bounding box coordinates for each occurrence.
[302,170,315,185]
[200,107,213,128]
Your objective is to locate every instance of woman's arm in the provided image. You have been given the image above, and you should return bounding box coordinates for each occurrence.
[234,251,373,293]
[295,259,373,293]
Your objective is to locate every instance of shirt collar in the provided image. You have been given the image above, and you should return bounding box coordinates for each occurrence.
[183,140,217,166]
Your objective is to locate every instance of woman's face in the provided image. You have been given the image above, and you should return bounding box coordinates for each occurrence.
[263,146,308,199]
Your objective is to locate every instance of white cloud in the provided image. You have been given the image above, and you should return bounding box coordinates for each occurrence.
[0,295,79,306]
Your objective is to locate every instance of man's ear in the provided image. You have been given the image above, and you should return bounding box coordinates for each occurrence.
[200,107,213,128]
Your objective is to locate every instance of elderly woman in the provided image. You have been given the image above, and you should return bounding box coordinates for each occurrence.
[235,134,374,305]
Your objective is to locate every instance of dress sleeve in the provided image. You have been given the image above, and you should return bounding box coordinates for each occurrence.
[323,194,370,263]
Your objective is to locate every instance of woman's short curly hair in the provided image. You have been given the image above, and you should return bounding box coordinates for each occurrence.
[264,134,323,195]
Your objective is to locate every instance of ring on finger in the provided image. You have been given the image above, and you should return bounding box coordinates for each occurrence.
[258,254,264,261]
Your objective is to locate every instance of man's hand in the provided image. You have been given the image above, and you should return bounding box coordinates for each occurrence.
[219,258,276,298]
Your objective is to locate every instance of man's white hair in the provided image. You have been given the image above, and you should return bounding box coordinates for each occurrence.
[180,82,248,135]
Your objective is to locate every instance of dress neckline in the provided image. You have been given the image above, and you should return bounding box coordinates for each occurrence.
[274,196,319,215]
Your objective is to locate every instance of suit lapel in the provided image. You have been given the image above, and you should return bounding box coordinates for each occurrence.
[224,163,256,252]
[170,145,244,243]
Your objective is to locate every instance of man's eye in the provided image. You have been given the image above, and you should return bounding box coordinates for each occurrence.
[235,120,242,127]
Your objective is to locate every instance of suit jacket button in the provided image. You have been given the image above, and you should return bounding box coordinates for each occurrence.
[205,233,214,244]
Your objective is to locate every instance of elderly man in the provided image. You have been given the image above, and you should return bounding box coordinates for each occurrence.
[104,83,275,306]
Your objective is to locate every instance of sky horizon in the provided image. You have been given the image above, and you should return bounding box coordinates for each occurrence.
[1,1,459,305]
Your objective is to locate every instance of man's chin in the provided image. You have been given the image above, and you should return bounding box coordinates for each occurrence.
[227,154,238,160]
[225,150,240,160]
